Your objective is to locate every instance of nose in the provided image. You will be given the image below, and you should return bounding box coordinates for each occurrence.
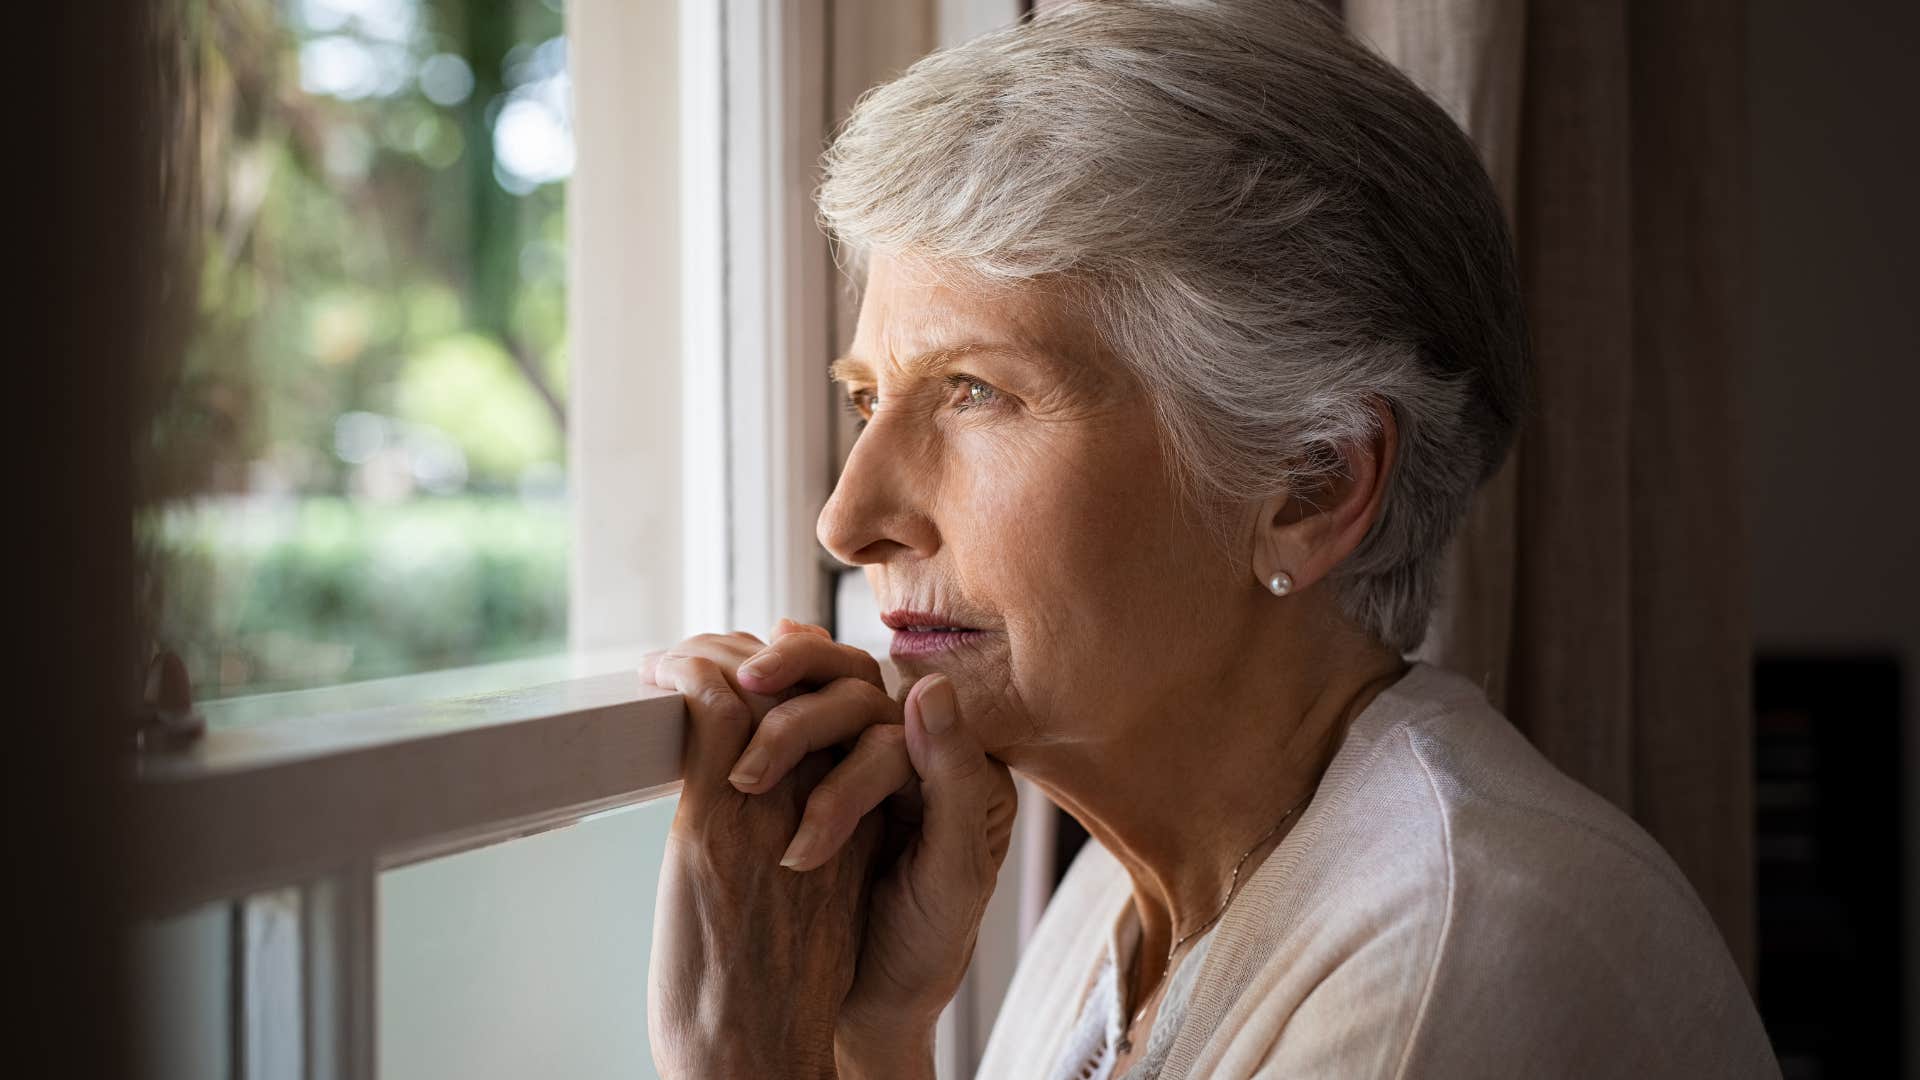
[816,421,941,567]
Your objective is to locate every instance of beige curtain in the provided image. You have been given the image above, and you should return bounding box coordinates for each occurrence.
[1020,0,1756,980]
[1348,0,1755,979]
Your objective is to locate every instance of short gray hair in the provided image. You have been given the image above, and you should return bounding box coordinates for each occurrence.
[818,0,1529,654]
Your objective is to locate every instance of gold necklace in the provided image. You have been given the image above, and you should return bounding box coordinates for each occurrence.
[1110,662,1405,1059]
[1114,790,1313,1056]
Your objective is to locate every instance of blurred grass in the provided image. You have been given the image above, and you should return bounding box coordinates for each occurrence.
[146,495,568,699]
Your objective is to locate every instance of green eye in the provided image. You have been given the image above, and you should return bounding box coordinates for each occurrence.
[949,376,999,410]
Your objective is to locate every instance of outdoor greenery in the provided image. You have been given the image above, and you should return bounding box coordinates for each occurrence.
[146,0,574,699]
[152,497,567,695]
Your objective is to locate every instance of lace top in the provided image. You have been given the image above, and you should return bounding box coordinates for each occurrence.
[1045,905,1218,1080]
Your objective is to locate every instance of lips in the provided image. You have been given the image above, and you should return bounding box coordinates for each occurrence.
[881,609,990,659]
[880,609,981,633]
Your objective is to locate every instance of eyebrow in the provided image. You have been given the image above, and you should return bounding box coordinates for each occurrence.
[828,341,1033,384]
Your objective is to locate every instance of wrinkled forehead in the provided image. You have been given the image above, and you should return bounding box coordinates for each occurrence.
[838,251,1103,381]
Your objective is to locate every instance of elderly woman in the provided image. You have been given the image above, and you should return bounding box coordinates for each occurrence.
[641,2,1777,1078]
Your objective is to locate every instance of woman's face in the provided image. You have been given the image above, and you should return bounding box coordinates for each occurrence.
[818,253,1260,761]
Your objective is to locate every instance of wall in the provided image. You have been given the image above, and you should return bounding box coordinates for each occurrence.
[1744,0,1920,1069]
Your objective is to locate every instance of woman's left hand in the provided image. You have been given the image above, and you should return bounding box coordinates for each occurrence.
[645,640,885,1079]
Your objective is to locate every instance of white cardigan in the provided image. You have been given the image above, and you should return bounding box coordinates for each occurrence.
[978,662,1780,1079]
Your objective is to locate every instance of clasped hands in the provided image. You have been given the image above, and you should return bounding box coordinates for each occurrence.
[643,619,1018,1080]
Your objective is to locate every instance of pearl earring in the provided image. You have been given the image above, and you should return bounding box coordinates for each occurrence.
[1267,571,1294,597]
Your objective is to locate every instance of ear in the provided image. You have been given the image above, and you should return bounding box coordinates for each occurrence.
[1251,399,1399,594]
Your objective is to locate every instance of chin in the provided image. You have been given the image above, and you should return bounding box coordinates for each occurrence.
[893,645,1022,748]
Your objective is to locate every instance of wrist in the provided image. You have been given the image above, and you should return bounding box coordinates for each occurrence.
[835,1018,937,1080]
[698,1039,838,1080]
[705,1014,840,1080]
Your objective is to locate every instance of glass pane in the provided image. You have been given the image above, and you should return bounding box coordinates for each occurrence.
[379,798,677,1080]
[131,902,233,1080]
[144,0,572,700]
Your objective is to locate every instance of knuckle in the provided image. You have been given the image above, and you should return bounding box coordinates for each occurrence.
[819,674,861,701]
[943,748,990,785]
[771,632,824,663]
[758,699,801,732]
[752,710,797,750]
[690,682,747,724]
[804,786,848,830]
[831,672,878,695]
[856,722,906,748]
[832,676,891,715]
[842,645,884,682]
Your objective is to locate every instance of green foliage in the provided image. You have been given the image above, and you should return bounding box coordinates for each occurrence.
[148,497,568,699]
[394,332,561,481]
[143,0,578,698]
[154,0,570,499]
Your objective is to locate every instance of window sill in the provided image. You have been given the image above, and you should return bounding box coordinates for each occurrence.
[133,649,682,918]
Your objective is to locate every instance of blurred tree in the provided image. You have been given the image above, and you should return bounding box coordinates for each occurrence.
[445,0,565,429]
[149,0,568,498]
[144,0,575,698]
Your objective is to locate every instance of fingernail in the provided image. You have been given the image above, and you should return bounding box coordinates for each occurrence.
[738,652,782,683]
[919,676,955,735]
[728,745,768,788]
[780,822,823,869]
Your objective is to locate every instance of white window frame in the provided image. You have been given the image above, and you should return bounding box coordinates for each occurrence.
[133,3,1040,1078]
[134,660,682,1079]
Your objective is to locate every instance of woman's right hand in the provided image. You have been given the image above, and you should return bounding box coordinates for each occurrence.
[725,627,1019,1078]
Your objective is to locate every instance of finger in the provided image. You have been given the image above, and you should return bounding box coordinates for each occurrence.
[641,637,752,689]
[653,653,754,802]
[902,674,1015,904]
[772,617,834,641]
[728,676,898,793]
[736,632,884,696]
[650,636,786,717]
[779,724,915,870]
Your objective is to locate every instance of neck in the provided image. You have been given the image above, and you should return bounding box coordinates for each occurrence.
[1006,618,1409,987]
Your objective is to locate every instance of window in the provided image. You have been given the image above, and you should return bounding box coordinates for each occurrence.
[145,0,575,701]
[131,3,1038,1079]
